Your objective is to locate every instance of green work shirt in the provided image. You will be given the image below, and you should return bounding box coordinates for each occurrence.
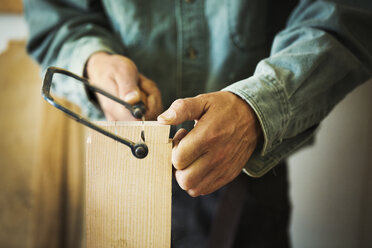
[24,0,372,177]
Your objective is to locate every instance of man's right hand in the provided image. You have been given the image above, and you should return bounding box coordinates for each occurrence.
[85,52,163,121]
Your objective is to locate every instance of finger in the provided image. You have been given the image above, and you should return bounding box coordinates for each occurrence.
[172,128,188,147]
[140,75,162,120]
[174,152,214,192]
[104,93,138,121]
[140,91,148,108]
[139,74,161,98]
[171,124,208,170]
[147,97,163,120]
[113,75,145,120]
[145,94,157,120]
[185,165,228,197]
[157,96,206,125]
[95,80,135,120]
[192,171,239,197]
[187,175,223,197]
[99,91,139,121]
[113,104,138,121]
[115,72,141,104]
[104,104,136,121]
[191,153,244,196]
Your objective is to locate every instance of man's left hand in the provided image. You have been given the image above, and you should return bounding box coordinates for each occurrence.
[157,92,262,197]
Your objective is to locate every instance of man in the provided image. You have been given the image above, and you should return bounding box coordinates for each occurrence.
[24,0,372,247]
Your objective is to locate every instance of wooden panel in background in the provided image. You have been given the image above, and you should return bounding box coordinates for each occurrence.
[32,99,85,248]
[0,40,41,248]
[0,40,85,248]
[86,122,172,248]
[0,0,23,13]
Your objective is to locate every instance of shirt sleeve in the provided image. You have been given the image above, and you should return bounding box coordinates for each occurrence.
[223,0,372,177]
[24,0,125,119]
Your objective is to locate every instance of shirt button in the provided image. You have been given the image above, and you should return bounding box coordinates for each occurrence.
[187,47,197,59]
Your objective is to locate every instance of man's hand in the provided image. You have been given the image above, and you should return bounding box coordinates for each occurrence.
[158,92,262,197]
[86,52,163,120]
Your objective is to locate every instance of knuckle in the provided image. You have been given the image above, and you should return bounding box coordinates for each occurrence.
[194,93,206,101]
[149,84,161,97]
[187,189,200,198]
[114,56,137,69]
[195,93,208,105]
[176,173,192,191]
[172,152,185,170]
[171,98,199,120]
[124,57,137,68]
[147,78,156,87]
[172,99,186,111]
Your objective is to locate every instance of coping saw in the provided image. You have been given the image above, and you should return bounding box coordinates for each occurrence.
[41,66,149,159]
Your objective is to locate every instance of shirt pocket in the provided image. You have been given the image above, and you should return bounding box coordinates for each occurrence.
[227,0,269,51]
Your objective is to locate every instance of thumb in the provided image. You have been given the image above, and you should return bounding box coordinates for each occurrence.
[123,88,141,104]
[115,70,141,104]
[157,96,206,125]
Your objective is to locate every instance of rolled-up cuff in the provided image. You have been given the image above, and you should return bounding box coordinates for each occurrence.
[223,75,317,177]
[222,75,291,156]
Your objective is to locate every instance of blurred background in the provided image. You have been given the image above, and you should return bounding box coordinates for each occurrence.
[0,1,371,247]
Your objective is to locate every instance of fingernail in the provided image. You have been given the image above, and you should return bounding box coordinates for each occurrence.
[158,109,176,122]
[124,91,139,102]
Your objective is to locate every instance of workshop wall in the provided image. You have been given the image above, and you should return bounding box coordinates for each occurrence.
[289,79,372,248]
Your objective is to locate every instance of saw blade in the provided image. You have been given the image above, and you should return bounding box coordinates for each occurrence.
[140,116,145,142]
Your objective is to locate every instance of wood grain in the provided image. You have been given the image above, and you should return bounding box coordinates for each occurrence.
[32,99,85,248]
[86,122,172,248]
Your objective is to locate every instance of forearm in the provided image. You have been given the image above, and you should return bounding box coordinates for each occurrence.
[224,0,372,176]
[24,0,125,118]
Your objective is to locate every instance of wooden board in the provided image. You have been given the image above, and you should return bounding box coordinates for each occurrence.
[32,99,85,248]
[86,122,172,248]
[0,40,85,248]
[0,0,23,12]
[0,40,41,248]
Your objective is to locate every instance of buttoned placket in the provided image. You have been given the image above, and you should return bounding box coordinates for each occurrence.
[175,0,208,99]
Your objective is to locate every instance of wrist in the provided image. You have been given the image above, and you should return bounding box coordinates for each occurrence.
[228,91,263,147]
